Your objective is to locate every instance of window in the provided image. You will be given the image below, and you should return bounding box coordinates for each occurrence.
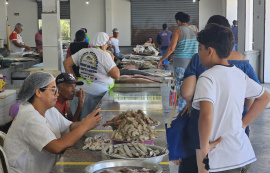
[38,19,71,43]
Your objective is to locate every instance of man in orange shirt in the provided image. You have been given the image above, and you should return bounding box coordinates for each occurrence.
[9,23,31,53]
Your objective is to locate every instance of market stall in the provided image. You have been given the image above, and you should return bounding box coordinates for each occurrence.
[51,87,170,173]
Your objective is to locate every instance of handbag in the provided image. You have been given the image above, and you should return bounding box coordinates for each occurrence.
[165,102,195,161]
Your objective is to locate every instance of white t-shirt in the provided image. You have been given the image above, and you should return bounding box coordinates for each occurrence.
[3,103,72,173]
[72,48,116,85]
[9,31,25,53]
[110,37,120,54]
[192,65,264,172]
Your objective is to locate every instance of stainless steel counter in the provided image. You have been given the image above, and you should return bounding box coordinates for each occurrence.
[51,88,170,173]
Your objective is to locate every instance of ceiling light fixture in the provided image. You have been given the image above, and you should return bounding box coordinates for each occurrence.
[6,0,8,5]
[86,0,89,5]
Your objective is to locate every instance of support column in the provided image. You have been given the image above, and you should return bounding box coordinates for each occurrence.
[42,0,63,71]
[245,0,253,51]
[237,0,246,54]
[253,0,265,82]
[0,0,7,45]
[264,1,270,82]
[105,0,113,34]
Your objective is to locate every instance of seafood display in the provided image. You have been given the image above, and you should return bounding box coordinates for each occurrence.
[109,119,159,142]
[104,143,166,159]
[95,167,155,173]
[103,110,159,128]
[120,69,154,76]
[121,61,157,69]
[82,135,111,151]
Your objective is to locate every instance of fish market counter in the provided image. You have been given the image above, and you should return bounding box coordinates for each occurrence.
[51,88,170,173]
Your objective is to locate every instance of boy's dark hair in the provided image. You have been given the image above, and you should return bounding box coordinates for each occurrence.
[207,15,230,28]
[162,23,167,30]
[75,30,86,42]
[197,24,234,59]
[175,12,190,23]
[233,20,238,26]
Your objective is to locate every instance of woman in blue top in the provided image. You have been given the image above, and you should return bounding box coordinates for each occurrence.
[157,11,199,111]
[178,15,260,173]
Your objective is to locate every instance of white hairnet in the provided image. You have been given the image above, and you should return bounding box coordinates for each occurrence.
[89,32,109,47]
[17,72,55,101]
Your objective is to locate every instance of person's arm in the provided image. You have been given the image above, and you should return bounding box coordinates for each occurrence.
[112,45,116,57]
[180,75,196,115]
[242,90,270,129]
[12,40,31,51]
[199,101,222,158]
[181,75,196,103]
[108,66,120,79]
[244,98,255,111]
[157,28,180,68]
[195,25,199,33]
[43,109,102,154]
[63,55,77,79]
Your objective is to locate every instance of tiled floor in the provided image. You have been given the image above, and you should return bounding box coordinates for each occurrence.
[161,83,270,173]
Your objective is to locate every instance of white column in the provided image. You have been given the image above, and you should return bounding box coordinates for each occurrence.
[42,0,63,71]
[225,0,237,27]
[105,0,113,34]
[237,0,246,54]
[253,0,265,82]
[0,0,7,44]
[264,1,270,83]
[245,0,253,51]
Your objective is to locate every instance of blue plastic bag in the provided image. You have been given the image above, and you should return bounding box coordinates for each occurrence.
[165,112,196,161]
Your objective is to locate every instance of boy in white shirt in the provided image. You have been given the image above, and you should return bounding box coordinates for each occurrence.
[193,24,270,172]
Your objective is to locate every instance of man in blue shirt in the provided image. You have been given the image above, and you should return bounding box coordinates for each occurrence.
[156,23,172,70]
[231,20,238,51]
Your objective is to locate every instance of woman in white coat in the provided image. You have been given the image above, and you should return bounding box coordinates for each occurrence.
[3,72,102,173]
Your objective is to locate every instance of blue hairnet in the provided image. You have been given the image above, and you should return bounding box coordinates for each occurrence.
[17,72,55,101]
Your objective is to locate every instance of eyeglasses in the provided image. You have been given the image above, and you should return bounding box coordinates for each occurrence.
[42,87,58,95]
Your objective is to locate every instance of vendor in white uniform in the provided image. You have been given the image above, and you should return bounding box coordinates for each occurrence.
[64,32,120,120]
[9,23,31,53]
[3,72,102,173]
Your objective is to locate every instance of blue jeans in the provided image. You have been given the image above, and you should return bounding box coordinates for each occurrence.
[161,49,169,70]
[174,67,186,112]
